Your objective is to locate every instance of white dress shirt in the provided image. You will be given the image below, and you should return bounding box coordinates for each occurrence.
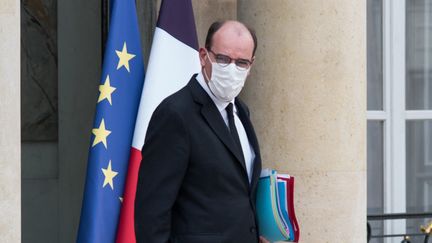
[196,72,255,183]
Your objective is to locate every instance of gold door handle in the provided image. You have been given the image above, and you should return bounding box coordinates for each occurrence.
[420,221,432,234]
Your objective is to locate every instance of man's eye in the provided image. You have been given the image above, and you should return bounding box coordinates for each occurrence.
[236,60,250,67]
[216,55,231,64]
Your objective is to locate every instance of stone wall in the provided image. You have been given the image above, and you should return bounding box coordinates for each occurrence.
[0,0,20,242]
[238,1,366,242]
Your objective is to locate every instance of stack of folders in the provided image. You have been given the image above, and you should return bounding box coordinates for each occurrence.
[256,169,300,242]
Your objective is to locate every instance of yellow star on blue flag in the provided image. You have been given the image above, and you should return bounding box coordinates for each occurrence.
[116,42,136,72]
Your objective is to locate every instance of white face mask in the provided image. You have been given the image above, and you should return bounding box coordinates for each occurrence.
[203,53,249,102]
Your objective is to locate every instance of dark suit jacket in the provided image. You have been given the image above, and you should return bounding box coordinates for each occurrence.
[134,74,262,243]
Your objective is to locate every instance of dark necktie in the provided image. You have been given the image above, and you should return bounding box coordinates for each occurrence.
[226,103,244,160]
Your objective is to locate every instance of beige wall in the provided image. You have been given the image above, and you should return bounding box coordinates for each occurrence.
[0,0,20,242]
[192,0,237,47]
[239,0,366,242]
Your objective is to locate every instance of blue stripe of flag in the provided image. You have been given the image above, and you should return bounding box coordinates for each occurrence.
[157,0,199,51]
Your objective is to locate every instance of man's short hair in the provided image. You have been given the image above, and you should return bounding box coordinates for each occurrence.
[204,20,258,57]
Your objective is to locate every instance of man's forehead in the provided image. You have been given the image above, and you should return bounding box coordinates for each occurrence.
[213,23,253,46]
[216,21,251,39]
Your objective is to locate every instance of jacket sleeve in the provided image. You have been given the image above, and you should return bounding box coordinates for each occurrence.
[134,101,190,243]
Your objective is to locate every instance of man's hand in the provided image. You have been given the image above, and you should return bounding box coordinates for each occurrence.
[259,236,270,243]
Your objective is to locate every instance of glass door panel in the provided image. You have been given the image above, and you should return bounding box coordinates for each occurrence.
[368,121,384,243]
[368,0,384,110]
[406,0,432,110]
[406,120,432,233]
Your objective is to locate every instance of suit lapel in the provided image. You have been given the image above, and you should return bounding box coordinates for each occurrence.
[235,99,262,194]
[200,105,247,170]
[189,77,247,174]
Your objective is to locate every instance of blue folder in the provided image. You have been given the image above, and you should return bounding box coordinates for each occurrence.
[256,169,299,243]
[277,180,295,240]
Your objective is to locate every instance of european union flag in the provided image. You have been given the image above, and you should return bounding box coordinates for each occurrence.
[77,0,145,241]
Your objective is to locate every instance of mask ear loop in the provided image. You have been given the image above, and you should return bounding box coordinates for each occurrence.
[202,50,212,82]
[202,51,222,99]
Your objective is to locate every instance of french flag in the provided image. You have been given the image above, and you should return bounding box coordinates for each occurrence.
[115,0,200,242]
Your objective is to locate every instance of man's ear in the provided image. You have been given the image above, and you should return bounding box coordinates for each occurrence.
[247,56,255,76]
[199,48,207,67]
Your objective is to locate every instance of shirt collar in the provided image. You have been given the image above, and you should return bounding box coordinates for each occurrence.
[196,71,236,113]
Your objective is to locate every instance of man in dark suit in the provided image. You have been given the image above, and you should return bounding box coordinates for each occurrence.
[135,20,268,243]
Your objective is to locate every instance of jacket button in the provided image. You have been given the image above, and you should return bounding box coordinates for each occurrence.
[250,227,256,233]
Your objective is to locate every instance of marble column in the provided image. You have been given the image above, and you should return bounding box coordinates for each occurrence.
[0,0,21,242]
[191,0,237,46]
[238,1,366,242]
